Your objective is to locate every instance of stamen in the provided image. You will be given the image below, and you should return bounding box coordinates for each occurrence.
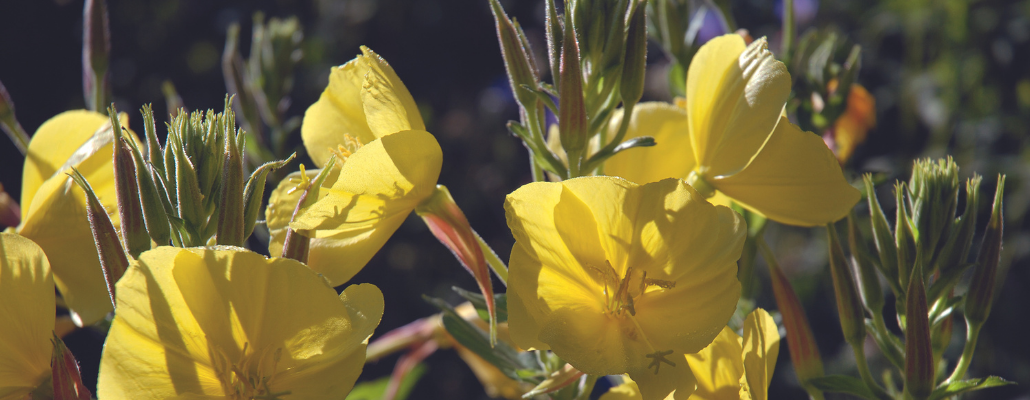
[327,133,364,164]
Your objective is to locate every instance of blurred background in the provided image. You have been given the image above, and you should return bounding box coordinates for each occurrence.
[0,0,1028,398]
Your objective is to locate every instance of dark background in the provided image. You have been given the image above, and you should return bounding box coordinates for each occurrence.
[1,0,1029,398]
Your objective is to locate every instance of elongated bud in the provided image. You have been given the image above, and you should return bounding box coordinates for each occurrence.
[904,264,934,399]
[216,130,245,246]
[864,175,900,293]
[416,185,497,346]
[243,155,295,239]
[545,0,563,88]
[848,213,884,316]
[51,333,91,400]
[141,104,164,176]
[82,0,111,112]
[620,1,647,108]
[113,137,150,257]
[896,182,916,291]
[559,10,588,174]
[828,224,866,345]
[172,136,205,235]
[929,175,981,301]
[523,364,584,398]
[965,175,1005,325]
[763,243,825,388]
[488,0,540,112]
[131,107,172,246]
[68,168,126,309]
[908,158,959,270]
[0,78,30,154]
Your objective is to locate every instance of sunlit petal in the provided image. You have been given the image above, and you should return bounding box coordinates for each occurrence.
[604,102,694,185]
[0,233,54,398]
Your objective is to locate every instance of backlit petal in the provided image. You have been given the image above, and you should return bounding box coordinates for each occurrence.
[19,110,109,212]
[685,327,745,400]
[628,358,697,400]
[686,35,790,177]
[302,59,376,167]
[359,47,426,138]
[291,130,442,285]
[0,233,54,398]
[604,102,695,184]
[742,309,779,400]
[713,116,860,226]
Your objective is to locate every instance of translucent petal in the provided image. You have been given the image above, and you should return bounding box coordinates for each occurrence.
[20,110,109,212]
[686,35,790,177]
[359,47,426,138]
[713,116,861,226]
[628,357,697,400]
[0,233,54,397]
[685,327,745,400]
[301,59,376,167]
[604,102,695,185]
[742,309,779,400]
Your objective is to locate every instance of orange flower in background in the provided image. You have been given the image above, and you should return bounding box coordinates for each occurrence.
[825,82,876,163]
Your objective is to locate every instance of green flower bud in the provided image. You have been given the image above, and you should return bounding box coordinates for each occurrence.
[242,155,295,239]
[83,0,111,112]
[620,1,647,108]
[0,78,29,154]
[545,0,563,89]
[848,213,884,316]
[110,111,150,258]
[828,223,866,346]
[965,175,1005,326]
[559,9,588,175]
[904,265,934,400]
[864,174,900,294]
[69,167,127,308]
[896,182,916,292]
[907,158,959,270]
[216,129,245,246]
[488,0,540,114]
[929,175,981,302]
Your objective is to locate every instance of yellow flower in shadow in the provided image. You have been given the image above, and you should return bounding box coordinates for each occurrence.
[267,46,442,286]
[600,309,780,400]
[97,246,384,399]
[0,233,54,399]
[505,176,746,400]
[13,110,135,326]
[605,34,859,226]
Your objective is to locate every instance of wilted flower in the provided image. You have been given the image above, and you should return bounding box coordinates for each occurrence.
[605,34,859,226]
[505,176,746,400]
[98,246,384,399]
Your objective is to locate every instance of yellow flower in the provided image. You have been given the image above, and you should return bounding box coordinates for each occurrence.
[0,233,54,400]
[600,309,780,400]
[605,34,860,226]
[267,46,442,286]
[97,246,385,399]
[505,176,746,400]
[14,110,129,326]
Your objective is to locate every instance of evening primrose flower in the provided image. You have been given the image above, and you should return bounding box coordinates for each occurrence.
[0,233,54,399]
[14,110,133,325]
[600,309,780,400]
[98,246,384,399]
[267,46,441,286]
[605,34,859,226]
[506,176,746,400]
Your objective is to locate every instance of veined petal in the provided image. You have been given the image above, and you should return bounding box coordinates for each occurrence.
[685,327,745,400]
[0,233,54,398]
[713,116,861,226]
[302,59,377,167]
[99,247,383,399]
[290,130,442,286]
[20,110,109,212]
[687,35,790,177]
[359,47,426,138]
[741,309,779,400]
[604,102,695,185]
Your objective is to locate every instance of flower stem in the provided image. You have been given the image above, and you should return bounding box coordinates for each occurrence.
[850,340,891,400]
[945,319,982,384]
[474,228,508,285]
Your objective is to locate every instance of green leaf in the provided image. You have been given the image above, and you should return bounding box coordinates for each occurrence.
[929,376,1014,400]
[807,375,878,400]
[345,364,427,400]
[423,296,539,381]
[451,286,508,323]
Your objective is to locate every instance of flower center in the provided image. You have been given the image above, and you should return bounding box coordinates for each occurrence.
[212,343,291,400]
[328,134,364,164]
[589,260,675,317]
[685,170,716,198]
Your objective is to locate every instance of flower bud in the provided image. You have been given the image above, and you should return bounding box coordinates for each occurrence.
[545,0,563,88]
[904,265,934,399]
[242,155,295,239]
[620,1,647,108]
[68,168,127,308]
[907,158,959,269]
[828,223,866,346]
[110,110,150,258]
[51,333,91,400]
[216,129,245,246]
[931,310,953,364]
[848,213,884,316]
[896,182,916,291]
[0,78,30,153]
[929,175,981,301]
[133,107,173,246]
[764,244,825,388]
[0,182,20,228]
[559,10,588,174]
[964,175,1005,326]
[488,0,541,113]
[863,175,900,294]
[416,185,497,345]
[171,135,205,236]
[82,0,111,112]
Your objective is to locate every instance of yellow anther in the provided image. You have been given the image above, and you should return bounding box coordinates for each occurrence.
[589,261,675,317]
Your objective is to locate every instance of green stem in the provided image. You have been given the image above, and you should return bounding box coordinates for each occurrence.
[782,0,795,64]
[528,148,544,182]
[945,320,981,384]
[851,340,892,400]
[871,310,906,371]
[474,228,508,285]
[0,120,29,154]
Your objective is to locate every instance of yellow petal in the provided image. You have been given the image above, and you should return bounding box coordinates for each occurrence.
[687,35,790,177]
[628,357,697,400]
[291,130,442,285]
[600,379,646,400]
[20,110,110,213]
[99,247,384,399]
[741,309,779,400]
[505,177,745,376]
[359,47,426,138]
[0,233,54,397]
[265,168,338,260]
[712,116,861,226]
[302,59,377,167]
[685,327,745,400]
[604,102,695,184]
